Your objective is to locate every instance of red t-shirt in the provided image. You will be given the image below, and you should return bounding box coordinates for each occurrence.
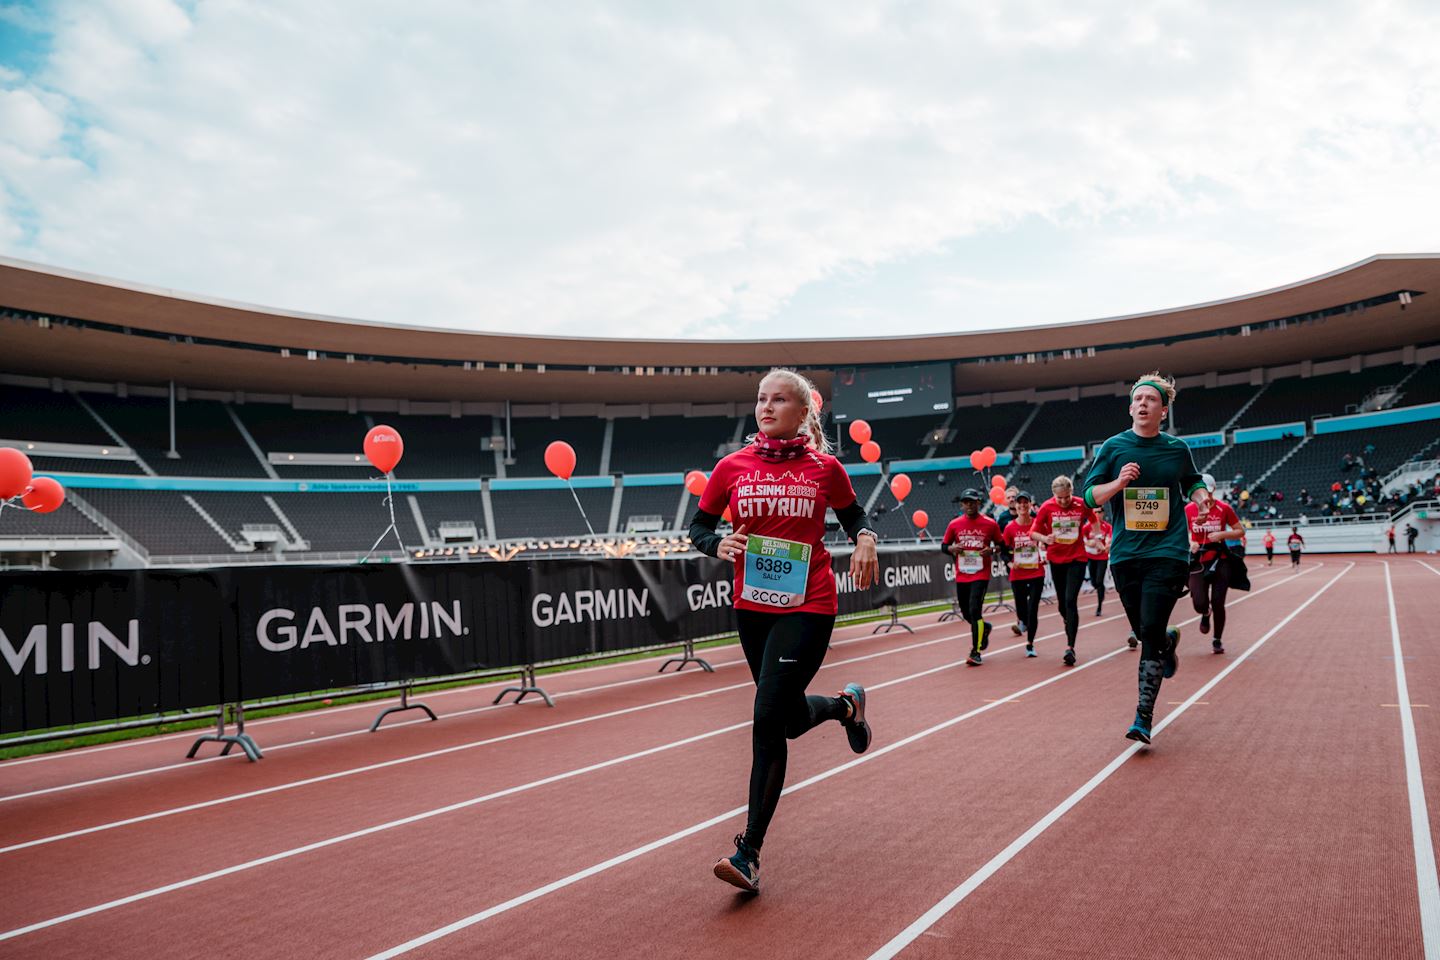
[699,443,857,615]
[1082,519,1112,560]
[1185,500,1240,562]
[1287,532,1305,550]
[1032,496,1094,564]
[1263,532,1276,548]
[1003,519,1046,581]
[942,514,1003,583]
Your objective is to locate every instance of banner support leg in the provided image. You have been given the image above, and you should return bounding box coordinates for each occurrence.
[871,601,915,635]
[369,684,438,732]
[493,666,554,707]
[659,637,713,673]
[186,702,263,762]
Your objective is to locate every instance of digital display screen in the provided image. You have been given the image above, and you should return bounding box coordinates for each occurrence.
[830,362,954,422]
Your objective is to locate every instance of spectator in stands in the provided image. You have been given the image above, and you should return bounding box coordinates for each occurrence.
[1342,453,1355,472]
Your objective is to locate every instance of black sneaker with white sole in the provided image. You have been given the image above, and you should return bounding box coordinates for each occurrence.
[714,834,760,893]
[838,683,871,754]
[1063,646,1076,667]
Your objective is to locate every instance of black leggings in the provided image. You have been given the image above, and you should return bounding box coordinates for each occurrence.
[1049,560,1087,647]
[955,580,989,653]
[1111,558,1189,718]
[1290,549,1302,567]
[1188,559,1231,640]
[1087,559,1109,608]
[735,610,847,850]
[1011,577,1045,643]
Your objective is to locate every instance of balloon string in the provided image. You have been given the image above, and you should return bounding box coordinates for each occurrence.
[567,481,597,537]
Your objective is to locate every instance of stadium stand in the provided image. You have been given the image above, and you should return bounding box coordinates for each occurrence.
[488,486,617,539]
[235,404,371,455]
[506,416,607,478]
[0,499,106,538]
[1171,383,1259,433]
[79,489,237,556]
[0,383,113,445]
[1235,363,1411,427]
[267,492,425,554]
[28,455,145,474]
[1255,420,1440,515]
[945,402,1035,457]
[1014,395,1123,450]
[84,394,265,477]
[616,484,688,533]
[609,416,737,474]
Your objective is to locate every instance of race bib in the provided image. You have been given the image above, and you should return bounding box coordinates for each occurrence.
[743,535,811,608]
[1015,544,1041,568]
[1124,487,1170,531]
[1054,517,1081,543]
[958,550,984,575]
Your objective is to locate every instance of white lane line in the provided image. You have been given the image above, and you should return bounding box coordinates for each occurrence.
[0,566,1305,945]
[866,562,1352,959]
[1389,562,1440,958]
[360,565,1313,960]
[0,604,1066,803]
[0,620,1073,943]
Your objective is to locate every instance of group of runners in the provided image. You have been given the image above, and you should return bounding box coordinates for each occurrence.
[693,366,1255,894]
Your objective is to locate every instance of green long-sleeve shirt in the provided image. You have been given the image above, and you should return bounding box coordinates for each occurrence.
[1081,430,1205,565]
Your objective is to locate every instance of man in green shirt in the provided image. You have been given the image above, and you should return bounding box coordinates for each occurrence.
[1081,372,1207,744]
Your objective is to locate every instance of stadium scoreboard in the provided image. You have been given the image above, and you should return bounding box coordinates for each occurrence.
[830,362,954,423]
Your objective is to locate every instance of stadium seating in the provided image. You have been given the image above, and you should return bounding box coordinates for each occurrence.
[85,395,266,477]
[1171,383,1259,434]
[0,499,106,538]
[609,416,739,474]
[488,487,616,539]
[0,383,113,445]
[267,492,425,554]
[616,484,689,532]
[29,455,145,474]
[1257,421,1440,515]
[506,417,607,478]
[410,491,489,542]
[78,489,237,557]
[943,403,1035,458]
[1235,364,1411,427]
[1015,396,1123,450]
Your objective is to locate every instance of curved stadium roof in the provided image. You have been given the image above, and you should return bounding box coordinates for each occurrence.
[1,253,1435,403]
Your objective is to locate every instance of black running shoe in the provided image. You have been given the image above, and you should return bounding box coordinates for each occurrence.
[1125,710,1153,744]
[1162,626,1180,679]
[837,683,871,754]
[714,834,760,893]
[966,651,983,666]
[979,621,992,651]
[1063,646,1076,667]
[1127,632,1138,650]
[1212,639,1225,655]
[1011,622,1023,636]
[1025,645,1036,658]
[1200,614,1210,635]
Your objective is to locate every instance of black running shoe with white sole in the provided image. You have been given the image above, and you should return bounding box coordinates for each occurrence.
[1162,626,1180,679]
[1011,622,1023,636]
[837,683,871,754]
[714,835,760,893]
[1200,613,1210,635]
[979,621,992,651]
[1212,639,1225,655]
[1063,646,1076,667]
[966,651,983,667]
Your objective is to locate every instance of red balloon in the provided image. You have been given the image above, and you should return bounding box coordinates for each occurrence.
[860,440,881,463]
[969,449,984,471]
[992,474,1007,488]
[848,420,872,444]
[990,487,1007,505]
[363,425,404,473]
[22,476,65,514]
[684,470,708,496]
[890,473,912,502]
[912,509,929,529]
[544,440,577,481]
[982,445,998,468]
[810,389,823,411]
[0,448,33,500]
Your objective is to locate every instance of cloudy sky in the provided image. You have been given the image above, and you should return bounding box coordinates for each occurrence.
[1,0,1438,341]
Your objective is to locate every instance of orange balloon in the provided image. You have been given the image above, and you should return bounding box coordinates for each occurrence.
[860,440,881,463]
[544,441,577,481]
[722,506,733,523]
[990,487,1006,505]
[848,420,872,444]
[684,470,708,496]
[21,476,65,514]
[810,389,824,411]
[0,447,34,500]
[363,425,404,473]
[982,445,998,468]
[969,449,984,471]
[911,509,929,529]
[890,473,912,502]
[992,474,1007,487]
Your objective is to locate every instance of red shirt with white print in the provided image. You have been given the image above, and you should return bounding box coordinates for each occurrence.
[942,514,1003,583]
[699,441,858,615]
[1185,500,1240,562]
[1003,519,1046,581]
[1032,496,1095,564]
[1082,519,1112,560]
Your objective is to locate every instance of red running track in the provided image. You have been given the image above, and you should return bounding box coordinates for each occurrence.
[0,556,1435,959]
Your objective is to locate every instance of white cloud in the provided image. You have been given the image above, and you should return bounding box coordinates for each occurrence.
[0,0,1438,340]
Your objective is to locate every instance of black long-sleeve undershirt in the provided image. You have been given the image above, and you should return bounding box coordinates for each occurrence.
[688,501,872,558]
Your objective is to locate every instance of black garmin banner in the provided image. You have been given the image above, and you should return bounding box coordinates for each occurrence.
[0,548,954,734]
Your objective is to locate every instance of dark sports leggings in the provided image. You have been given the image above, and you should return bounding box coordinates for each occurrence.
[1110,558,1189,718]
[954,580,989,653]
[1290,548,1302,567]
[1188,558,1231,640]
[1087,558,1109,608]
[1011,577,1045,643]
[735,610,847,850]
[1049,560,1087,647]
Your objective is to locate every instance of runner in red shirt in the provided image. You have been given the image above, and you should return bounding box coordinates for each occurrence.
[1263,530,1276,566]
[1002,490,1045,657]
[1185,486,1245,655]
[1082,516,1113,616]
[1286,527,1305,569]
[691,368,878,895]
[942,488,1004,666]
[1032,474,1095,665]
